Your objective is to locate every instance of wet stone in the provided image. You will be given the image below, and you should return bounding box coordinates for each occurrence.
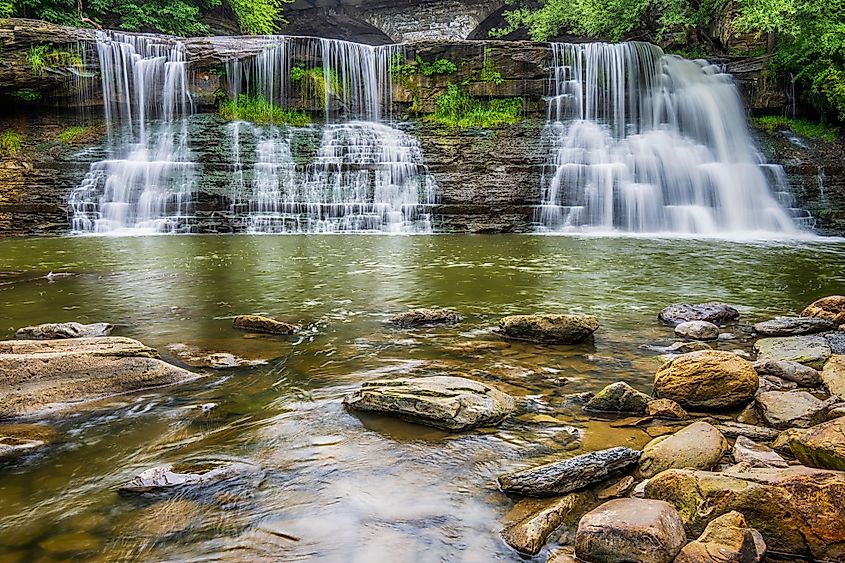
[497,314,599,344]
[645,398,689,420]
[658,302,739,327]
[388,308,461,327]
[118,461,262,495]
[674,320,720,341]
[753,316,835,337]
[501,492,596,555]
[753,359,821,387]
[15,322,113,339]
[232,315,295,335]
[754,335,831,370]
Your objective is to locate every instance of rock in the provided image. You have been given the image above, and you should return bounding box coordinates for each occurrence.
[167,344,268,369]
[674,511,766,563]
[822,355,845,397]
[753,316,835,337]
[596,476,635,500]
[0,337,199,418]
[664,341,712,354]
[132,498,210,537]
[232,315,295,335]
[752,359,821,387]
[802,295,845,325]
[716,421,780,442]
[574,498,686,563]
[658,303,740,327]
[343,376,516,432]
[757,375,797,393]
[786,417,845,470]
[388,308,461,327]
[755,390,831,429]
[118,461,261,495]
[753,335,831,370]
[0,436,45,459]
[653,350,758,410]
[15,322,113,339]
[501,492,595,555]
[497,314,599,344]
[732,436,788,468]
[644,466,845,561]
[585,382,651,414]
[498,447,641,497]
[646,398,689,420]
[674,321,720,341]
[638,421,729,479]
[823,330,845,354]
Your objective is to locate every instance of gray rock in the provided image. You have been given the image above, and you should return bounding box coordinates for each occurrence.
[658,302,740,327]
[732,436,788,468]
[753,316,835,337]
[0,436,45,459]
[823,331,845,354]
[716,421,781,442]
[585,382,651,414]
[664,341,712,354]
[753,359,822,387]
[638,421,729,478]
[575,498,686,563]
[118,462,261,495]
[497,314,599,344]
[232,315,295,335]
[674,511,766,563]
[15,322,113,339]
[754,335,831,370]
[757,375,798,393]
[343,376,516,432]
[388,308,461,327]
[674,320,720,341]
[755,391,832,429]
[498,447,641,497]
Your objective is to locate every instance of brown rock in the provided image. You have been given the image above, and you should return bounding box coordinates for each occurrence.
[638,421,729,478]
[786,417,845,471]
[822,355,845,397]
[497,314,599,344]
[732,436,788,468]
[501,492,595,555]
[388,308,461,327]
[232,315,295,335]
[653,351,758,410]
[646,398,689,420]
[754,390,832,429]
[802,295,845,325]
[674,511,766,563]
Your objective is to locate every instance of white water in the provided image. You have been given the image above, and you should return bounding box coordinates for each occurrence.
[536,42,811,236]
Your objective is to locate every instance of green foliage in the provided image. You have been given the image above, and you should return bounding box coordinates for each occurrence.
[56,125,91,144]
[428,83,523,128]
[481,50,504,85]
[11,89,42,101]
[0,0,14,16]
[752,115,839,141]
[390,54,457,78]
[0,130,22,155]
[219,94,310,126]
[229,0,290,35]
[290,63,342,109]
[27,44,82,76]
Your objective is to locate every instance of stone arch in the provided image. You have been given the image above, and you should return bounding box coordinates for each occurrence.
[281,9,395,45]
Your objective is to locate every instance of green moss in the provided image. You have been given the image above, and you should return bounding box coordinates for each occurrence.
[0,130,22,156]
[56,126,90,144]
[752,115,839,142]
[428,83,523,128]
[219,94,311,126]
[27,45,83,77]
[290,63,343,109]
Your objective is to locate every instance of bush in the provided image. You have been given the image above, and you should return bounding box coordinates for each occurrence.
[429,83,524,128]
[218,94,310,126]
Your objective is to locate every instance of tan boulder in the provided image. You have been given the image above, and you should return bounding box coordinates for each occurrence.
[802,295,845,325]
[674,511,766,563]
[822,355,845,397]
[653,351,758,410]
[785,417,845,471]
[639,421,728,478]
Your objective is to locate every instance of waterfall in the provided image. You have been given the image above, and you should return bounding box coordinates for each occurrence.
[536,42,808,236]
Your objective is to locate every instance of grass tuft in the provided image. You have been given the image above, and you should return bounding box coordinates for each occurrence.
[219,94,311,126]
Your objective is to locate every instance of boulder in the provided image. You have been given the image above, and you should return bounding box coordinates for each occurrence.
[732,436,788,468]
[388,308,461,327]
[498,447,641,497]
[0,337,199,418]
[753,336,831,370]
[646,398,689,420]
[232,315,295,335]
[664,341,712,354]
[118,461,262,495]
[585,382,651,414]
[674,511,766,563]
[755,391,831,429]
[497,314,598,344]
[658,303,740,326]
[675,321,720,341]
[574,498,686,563]
[501,492,596,555]
[822,355,845,397]
[823,331,845,354]
[752,359,821,387]
[786,417,845,470]
[343,376,516,432]
[753,316,835,337]
[757,375,797,393]
[638,421,729,479]
[653,351,758,410]
[802,295,845,325]
[15,322,113,339]
[716,421,780,442]
[644,466,845,561]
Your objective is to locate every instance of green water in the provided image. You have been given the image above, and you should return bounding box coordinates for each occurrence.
[0,234,844,562]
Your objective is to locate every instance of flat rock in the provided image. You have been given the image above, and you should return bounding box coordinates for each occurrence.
[574,498,686,563]
[664,341,712,354]
[822,355,845,397]
[15,321,113,339]
[0,337,199,418]
[644,466,845,561]
[638,421,729,478]
[658,303,740,327]
[501,492,596,555]
[674,511,766,563]
[753,316,835,337]
[388,308,461,327]
[732,436,788,468]
[786,417,845,471]
[232,315,295,335]
[802,295,845,325]
[674,321,720,341]
[497,314,599,344]
[646,398,689,420]
[498,447,641,497]
[0,435,45,458]
[716,421,781,442]
[754,335,831,370]
[753,359,821,387]
[343,376,516,432]
[653,350,758,410]
[585,382,651,414]
[755,390,831,429]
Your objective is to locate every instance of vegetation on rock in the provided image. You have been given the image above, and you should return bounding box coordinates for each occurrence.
[0,130,22,155]
[752,116,839,142]
[289,63,343,109]
[218,94,310,126]
[428,83,523,128]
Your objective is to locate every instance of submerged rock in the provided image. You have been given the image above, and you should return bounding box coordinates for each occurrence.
[674,321,720,341]
[497,314,599,344]
[343,376,516,432]
[802,295,845,325]
[732,436,788,468]
[585,382,650,414]
[501,492,595,555]
[0,337,199,418]
[644,466,845,561]
[15,321,113,339]
[653,350,758,410]
[785,417,845,470]
[0,436,45,459]
[753,359,821,387]
[658,303,739,327]
[388,308,461,327]
[755,390,831,429]
[754,316,835,337]
[638,421,728,478]
[497,447,641,497]
[754,335,831,370]
[232,315,295,335]
[646,398,689,420]
[167,344,268,370]
[118,461,261,495]
[574,498,686,563]
[674,511,766,563]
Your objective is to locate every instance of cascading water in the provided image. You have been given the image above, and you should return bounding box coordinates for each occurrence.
[70,32,197,234]
[536,42,810,236]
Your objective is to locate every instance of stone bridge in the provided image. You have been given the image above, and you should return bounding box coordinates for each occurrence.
[284,0,507,44]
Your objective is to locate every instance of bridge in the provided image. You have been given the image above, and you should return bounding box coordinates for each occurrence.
[284,0,508,44]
